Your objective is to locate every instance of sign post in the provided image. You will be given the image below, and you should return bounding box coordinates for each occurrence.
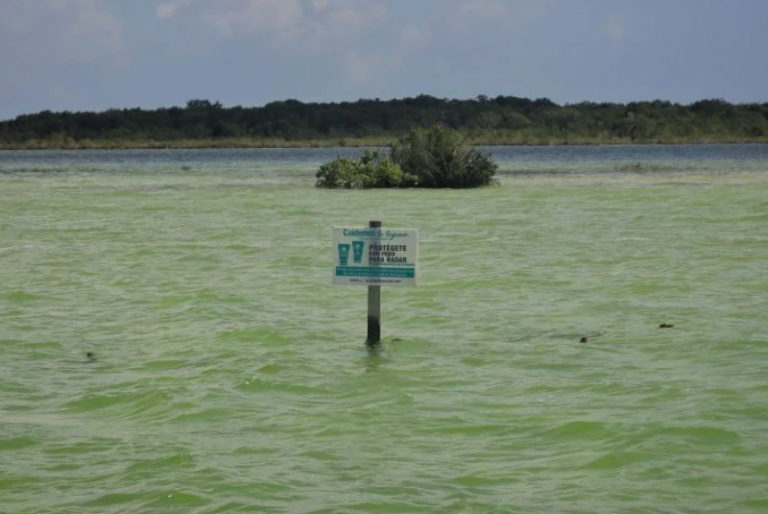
[332,222,418,346]
[367,221,382,344]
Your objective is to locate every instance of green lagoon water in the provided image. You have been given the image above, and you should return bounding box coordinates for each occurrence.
[2,146,768,512]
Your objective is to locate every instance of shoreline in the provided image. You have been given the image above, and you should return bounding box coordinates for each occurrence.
[2,136,768,151]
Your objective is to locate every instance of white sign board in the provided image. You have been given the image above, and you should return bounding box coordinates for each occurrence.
[333,227,418,286]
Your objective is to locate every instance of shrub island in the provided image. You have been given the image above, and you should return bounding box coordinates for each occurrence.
[316,125,497,189]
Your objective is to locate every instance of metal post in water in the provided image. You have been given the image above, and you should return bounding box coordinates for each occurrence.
[366,220,382,346]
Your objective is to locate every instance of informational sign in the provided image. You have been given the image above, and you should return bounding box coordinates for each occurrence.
[333,227,418,286]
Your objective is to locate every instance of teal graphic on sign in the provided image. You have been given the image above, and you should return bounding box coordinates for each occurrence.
[352,240,365,263]
[333,227,418,287]
[337,243,350,265]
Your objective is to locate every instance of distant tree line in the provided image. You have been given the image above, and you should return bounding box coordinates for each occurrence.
[1,95,767,148]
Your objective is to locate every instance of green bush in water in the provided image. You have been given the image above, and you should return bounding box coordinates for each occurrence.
[390,125,497,188]
[315,157,363,188]
[316,126,496,188]
[316,150,411,188]
[359,150,411,188]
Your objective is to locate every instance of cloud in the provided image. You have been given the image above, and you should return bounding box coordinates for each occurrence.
[604,16,631,43]
[343,50,383,87]
[0,0,124,65]
[400,24,432,50]
[155,0,386,46]
[156,0,196,20]
[453,0,556,26]
[202,0,304,38]
[456,0,511,21]
[337,15,433,88]
[0,0,126,116]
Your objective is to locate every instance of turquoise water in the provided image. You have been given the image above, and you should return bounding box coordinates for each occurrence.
[2,146,768,513]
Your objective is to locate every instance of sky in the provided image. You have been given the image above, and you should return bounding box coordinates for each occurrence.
[1,0,767,120]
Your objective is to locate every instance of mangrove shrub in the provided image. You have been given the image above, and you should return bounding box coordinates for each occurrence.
[315,150,412,189]
[316,125,497,188]
[390,125,497,187]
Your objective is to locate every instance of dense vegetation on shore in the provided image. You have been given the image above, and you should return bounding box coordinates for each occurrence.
[2,96,767,149]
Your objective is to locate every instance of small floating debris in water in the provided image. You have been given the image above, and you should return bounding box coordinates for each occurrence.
[659,323,675,328]
[579,336,589,343]
[85,351,96,362]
